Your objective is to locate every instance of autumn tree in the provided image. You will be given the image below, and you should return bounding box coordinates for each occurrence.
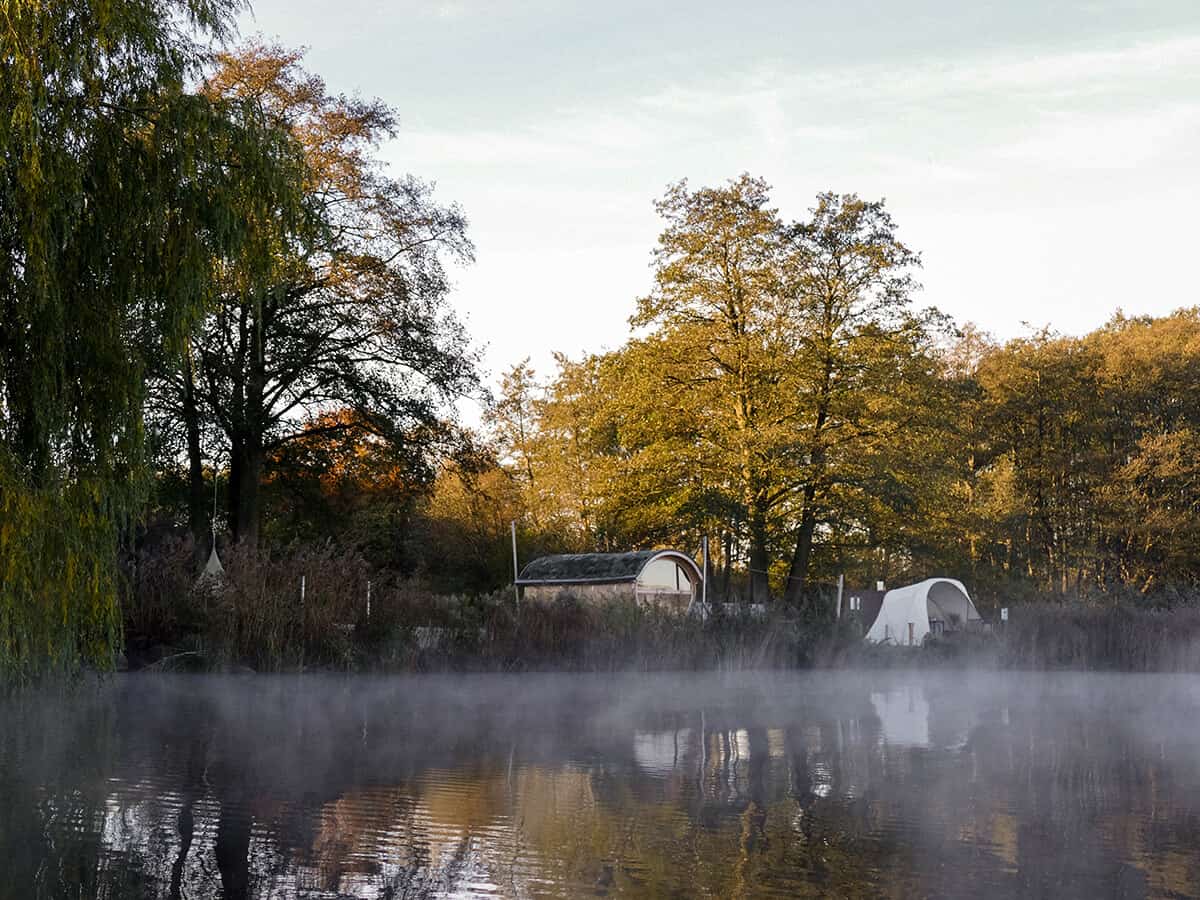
[489,359,544,526]
[626,178,932,603]
[630,176,795,601]
[777,193,935,604]
[972,332,1109,592]
[154,44,478,548]
[260,409,450,568]
[921,310,1200,598]
[491,281,1200,605]
[1088,310,1200,590]
[416,454,527,592]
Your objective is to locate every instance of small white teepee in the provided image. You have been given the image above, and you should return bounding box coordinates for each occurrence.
[197,462,225,584]
[201,543,225,579]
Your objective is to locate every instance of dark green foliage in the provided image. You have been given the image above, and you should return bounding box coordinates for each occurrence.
[151,46,478,548]
[0,0,307,681]
[0,459,122,682]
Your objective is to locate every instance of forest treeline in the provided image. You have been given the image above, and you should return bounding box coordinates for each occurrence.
[3,1,1198,680]
[455,304,1200,606]
[1,1,472,679]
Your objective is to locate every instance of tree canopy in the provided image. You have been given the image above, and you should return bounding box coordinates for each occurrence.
[150,43,478,548]
[448,181,1200,606]
[1,0,305,680]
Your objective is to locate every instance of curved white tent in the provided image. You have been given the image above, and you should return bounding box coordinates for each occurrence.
[864,578,980,645]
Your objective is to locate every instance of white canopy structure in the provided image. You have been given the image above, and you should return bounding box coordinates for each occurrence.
[864,578,980,645]
[202,545,225,578]
[196,545,225,589]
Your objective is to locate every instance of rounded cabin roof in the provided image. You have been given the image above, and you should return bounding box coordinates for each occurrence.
[516,550,701,586]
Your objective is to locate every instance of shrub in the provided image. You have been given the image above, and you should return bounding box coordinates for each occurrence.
[123,535,200,654]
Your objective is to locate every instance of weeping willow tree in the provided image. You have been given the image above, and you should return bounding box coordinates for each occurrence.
[0,0,307,681]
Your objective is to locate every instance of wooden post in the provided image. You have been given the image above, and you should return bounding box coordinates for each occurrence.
[511,520,520,604]
[836,573,844,620]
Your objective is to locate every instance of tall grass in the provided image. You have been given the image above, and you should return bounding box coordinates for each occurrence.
[459,598,812,672]
[125,537,370,670]
[998,603,1200,671]
[123,539,824,672]
[321,588,820,672]
[123,539,1200,673]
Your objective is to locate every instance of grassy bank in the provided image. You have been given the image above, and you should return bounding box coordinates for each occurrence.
[123,538,1200,673]
[124,537,826,672]
[998,603,1200,671]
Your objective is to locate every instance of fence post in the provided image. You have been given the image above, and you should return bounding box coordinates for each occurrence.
[511,520,520,605]
[366,580,372,621]
[300,575,306,607]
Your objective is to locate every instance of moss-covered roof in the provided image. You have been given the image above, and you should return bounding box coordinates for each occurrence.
[516,551,660,585]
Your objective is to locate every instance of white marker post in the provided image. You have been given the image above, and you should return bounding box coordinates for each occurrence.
[511,520,520,604]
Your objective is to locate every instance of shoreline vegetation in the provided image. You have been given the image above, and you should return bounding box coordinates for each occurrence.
[120,538,1200,676]
[6,1,1200,686]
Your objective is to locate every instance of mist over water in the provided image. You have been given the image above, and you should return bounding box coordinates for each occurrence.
[4,671,1200,898]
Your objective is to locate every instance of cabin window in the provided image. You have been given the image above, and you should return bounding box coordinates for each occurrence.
[639,558,692,590]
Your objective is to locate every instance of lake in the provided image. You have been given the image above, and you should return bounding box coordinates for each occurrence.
[3,671,1200,898]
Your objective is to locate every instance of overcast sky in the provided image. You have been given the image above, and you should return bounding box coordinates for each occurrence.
[239,0,1200,402]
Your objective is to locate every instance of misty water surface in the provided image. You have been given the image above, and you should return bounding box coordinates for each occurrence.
[3,671,1200,898]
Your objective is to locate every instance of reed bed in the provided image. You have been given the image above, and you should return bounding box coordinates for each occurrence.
[125,537,370,671]
[998,603,1200,671]
[122,539,1200,673]
[123,538,823,672]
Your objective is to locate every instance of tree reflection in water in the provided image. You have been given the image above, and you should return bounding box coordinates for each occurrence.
[2,672,1200,898]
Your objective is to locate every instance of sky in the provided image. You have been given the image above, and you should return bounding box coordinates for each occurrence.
[238,0,1200,402]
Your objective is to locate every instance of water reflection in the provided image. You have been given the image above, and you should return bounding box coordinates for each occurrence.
[3,672,1200,898]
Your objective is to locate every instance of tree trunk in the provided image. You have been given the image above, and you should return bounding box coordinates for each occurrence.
[783,484,819,606]
[231,440,263,547]
[748,507,770,604]
[227,304,267,549]
[182,349,207,564]
[720,528,733,600]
